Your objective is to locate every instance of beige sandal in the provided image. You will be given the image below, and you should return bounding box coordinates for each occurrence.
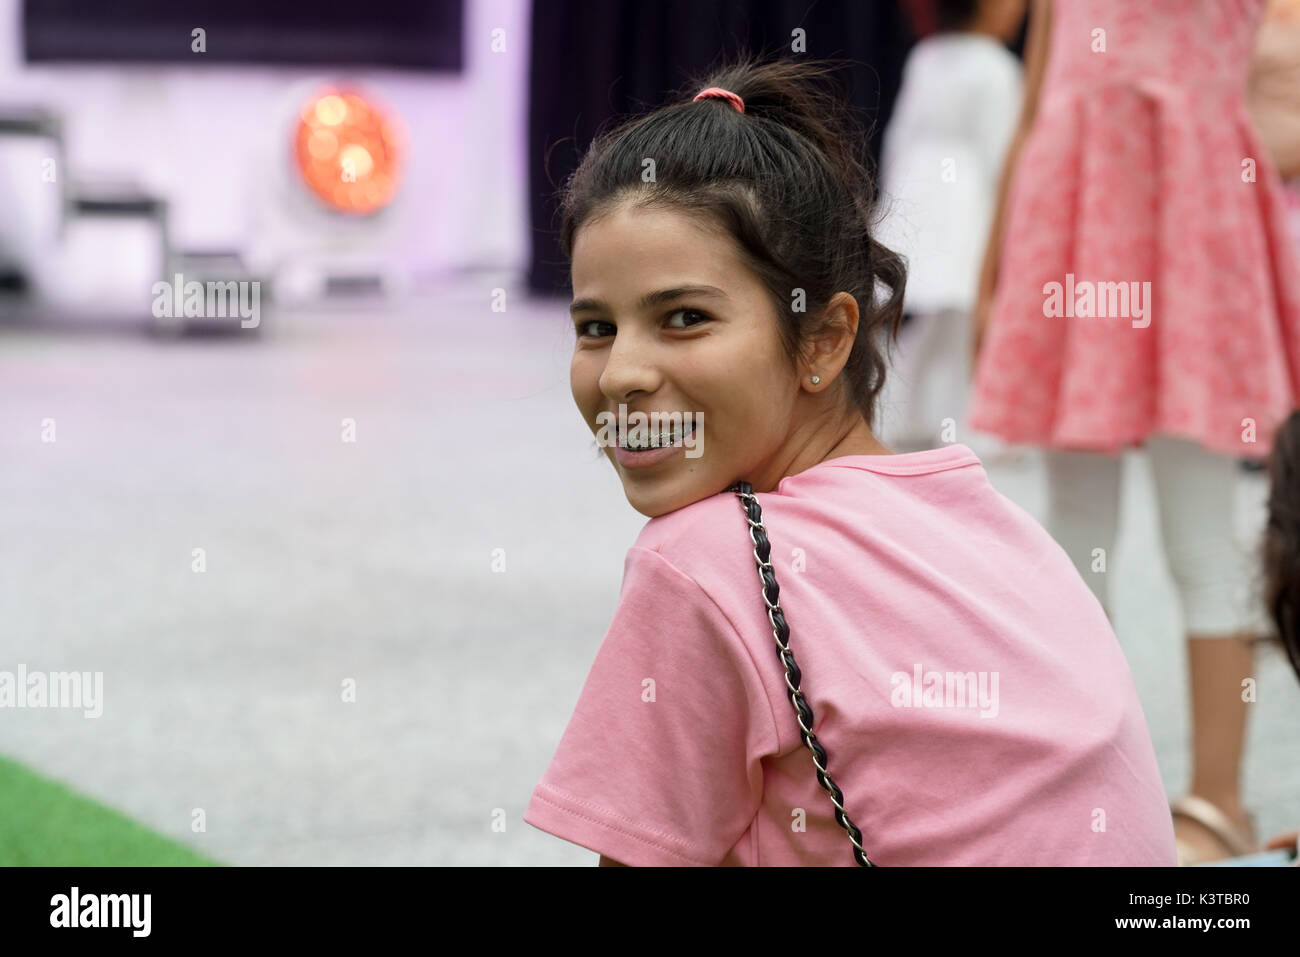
[1171,795,1258,865]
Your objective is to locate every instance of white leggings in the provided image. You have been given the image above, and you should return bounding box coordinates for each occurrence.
[1044,435,1257,636]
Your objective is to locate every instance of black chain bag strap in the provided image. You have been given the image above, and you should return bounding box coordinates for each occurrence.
[727,479,876,867]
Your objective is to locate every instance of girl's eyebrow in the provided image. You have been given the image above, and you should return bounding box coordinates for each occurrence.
[569,284,729,316]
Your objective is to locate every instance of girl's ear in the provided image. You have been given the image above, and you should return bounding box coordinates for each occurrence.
[802,292,859,378]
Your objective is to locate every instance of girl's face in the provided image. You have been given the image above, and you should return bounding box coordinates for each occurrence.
[569,199,877,517]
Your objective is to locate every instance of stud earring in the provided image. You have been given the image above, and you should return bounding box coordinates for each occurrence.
[811,376,820,384]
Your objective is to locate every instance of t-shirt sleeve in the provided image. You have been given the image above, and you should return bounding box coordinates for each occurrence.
[523,545,780,866]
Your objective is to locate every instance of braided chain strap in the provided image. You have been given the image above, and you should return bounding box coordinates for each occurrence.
[727,480,876,867]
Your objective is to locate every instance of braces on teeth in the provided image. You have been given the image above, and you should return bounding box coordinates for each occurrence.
[622,422,694,450]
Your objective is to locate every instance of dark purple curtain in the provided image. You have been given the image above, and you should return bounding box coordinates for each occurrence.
[527,0,917,296]
[23,0,463,70]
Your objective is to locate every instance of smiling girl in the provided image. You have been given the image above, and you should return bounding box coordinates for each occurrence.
[522,53,1177,866]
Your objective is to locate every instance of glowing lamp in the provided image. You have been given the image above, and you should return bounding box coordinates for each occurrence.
[293,88,401,215]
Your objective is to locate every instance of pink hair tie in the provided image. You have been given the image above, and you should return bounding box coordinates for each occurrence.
[693,86,745,114]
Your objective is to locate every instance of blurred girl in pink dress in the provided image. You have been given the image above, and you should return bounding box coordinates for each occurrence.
[970,0,1300,863]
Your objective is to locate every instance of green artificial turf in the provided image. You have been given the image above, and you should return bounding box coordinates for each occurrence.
[0,755,221,866]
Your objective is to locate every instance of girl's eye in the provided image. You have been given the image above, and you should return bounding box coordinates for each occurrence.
[576,320,615,338]
[666,308,710,329]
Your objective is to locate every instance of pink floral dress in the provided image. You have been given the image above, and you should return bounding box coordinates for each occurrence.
[969,0,1300,459]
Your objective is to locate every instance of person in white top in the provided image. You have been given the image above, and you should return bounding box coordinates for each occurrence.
[874,0,1025,453]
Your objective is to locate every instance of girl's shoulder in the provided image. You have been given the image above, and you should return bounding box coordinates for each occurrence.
[629,491,746,585]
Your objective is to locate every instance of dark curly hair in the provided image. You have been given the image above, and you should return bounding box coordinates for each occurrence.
[555,50,907,432]
[1262,409,1300,684]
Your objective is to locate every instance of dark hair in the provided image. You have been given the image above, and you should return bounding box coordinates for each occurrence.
[935,0,981,33]
[556,52,906,432]
[1262,409,1300,684]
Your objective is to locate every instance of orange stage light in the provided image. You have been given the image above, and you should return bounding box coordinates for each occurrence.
[293,88,401,215]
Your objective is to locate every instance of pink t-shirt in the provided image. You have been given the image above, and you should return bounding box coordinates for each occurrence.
[524,444,1177,866]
